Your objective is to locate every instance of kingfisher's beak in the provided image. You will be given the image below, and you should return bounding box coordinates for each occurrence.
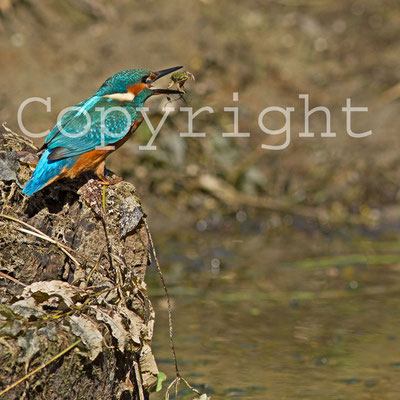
[149,65,183,95]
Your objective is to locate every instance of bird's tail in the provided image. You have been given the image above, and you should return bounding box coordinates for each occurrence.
[22,149,73,196]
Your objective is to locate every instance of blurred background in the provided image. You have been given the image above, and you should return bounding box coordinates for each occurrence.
[2,0,400,398]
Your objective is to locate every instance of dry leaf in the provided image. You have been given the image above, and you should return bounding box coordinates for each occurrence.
[68,314,103,360]
[94,307,129,352]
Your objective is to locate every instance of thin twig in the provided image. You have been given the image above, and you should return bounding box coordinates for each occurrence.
[99,203,114,272]
[28,285,118,327]
[180,376,201,395]
[102,184,107,214]
[16,227,81,267]
[0,214,91,265]
[0,271,26,287]
[0,339,82,396]
[144,217,202,400]
[85,245,105,288]
[1,122,38,150]
[165,378,179,400]
[144,218,180,378]
[165,376,201,400]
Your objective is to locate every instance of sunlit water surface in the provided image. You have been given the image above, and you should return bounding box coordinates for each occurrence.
[147,223,400,400]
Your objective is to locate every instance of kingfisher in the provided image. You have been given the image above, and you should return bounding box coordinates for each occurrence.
[22,66,183,196]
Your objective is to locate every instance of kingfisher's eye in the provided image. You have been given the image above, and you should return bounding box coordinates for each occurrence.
[141,76,149,83]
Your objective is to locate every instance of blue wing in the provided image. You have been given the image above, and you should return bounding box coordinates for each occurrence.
[22,149,77,196]
[44,96,139,160]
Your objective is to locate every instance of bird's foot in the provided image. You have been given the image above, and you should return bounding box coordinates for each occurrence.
[95,162,122,186]
[96,175,122,186]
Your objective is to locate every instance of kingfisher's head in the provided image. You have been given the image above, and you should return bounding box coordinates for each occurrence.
[95,66,183,103]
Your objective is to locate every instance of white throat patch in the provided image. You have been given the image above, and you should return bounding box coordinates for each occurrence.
[104,92,135,101]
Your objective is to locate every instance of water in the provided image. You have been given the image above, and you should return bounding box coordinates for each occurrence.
[147,224,400,399]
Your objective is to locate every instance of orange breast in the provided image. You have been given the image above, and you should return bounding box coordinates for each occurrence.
[62,149,111,179]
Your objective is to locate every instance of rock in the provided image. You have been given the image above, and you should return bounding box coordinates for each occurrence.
[0,126,157,399]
